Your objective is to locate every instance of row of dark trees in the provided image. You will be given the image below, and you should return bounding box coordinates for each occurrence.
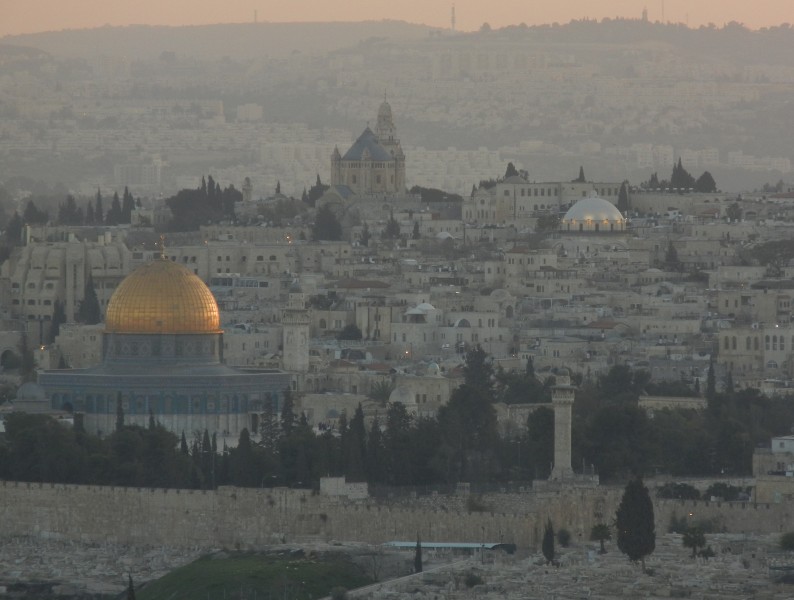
[2,347,793,490]
[642,158,717,193]
[165,175,240,231]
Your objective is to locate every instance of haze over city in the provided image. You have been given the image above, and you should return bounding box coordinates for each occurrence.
[5,0,794,598]
[1,0,792,36]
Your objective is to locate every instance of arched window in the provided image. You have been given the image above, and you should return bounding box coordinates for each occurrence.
[766,335,771,351]
[746,337,751,351]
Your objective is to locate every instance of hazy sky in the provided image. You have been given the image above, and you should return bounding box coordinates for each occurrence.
[1,0,791,37]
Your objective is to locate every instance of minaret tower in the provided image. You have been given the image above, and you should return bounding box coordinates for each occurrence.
[550,369,576,481]
[281,282,310,378]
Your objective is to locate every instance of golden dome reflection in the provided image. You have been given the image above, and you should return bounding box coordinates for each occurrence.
[105,259,221,334]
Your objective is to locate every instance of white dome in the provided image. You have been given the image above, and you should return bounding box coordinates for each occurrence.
[561,195,625,232]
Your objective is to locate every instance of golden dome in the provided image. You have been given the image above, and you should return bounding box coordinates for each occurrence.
[105,259,221,334]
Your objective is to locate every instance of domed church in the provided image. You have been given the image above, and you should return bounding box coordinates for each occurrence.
[330,98,405,196]
[38,257,290,439]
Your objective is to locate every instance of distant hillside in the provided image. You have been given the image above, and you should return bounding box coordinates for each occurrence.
[0,20,437,60]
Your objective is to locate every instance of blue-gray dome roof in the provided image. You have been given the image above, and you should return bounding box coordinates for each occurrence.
[341,127,394,162]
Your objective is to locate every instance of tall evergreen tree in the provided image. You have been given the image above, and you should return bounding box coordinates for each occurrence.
[414,537,423,573]
[617,181,629,213]
[126,574,136,600]
[706,360,716,402]
[77,275,101,324]
[616,476,655,571]
[542,519,555,564]
[574,166,586,183]
[504,162,519,178]
[49,299,67,343]
[312,204,343,241]
[281,388,296,437]
[115,396,125,432]
[121,186,135,223]
[94,189,104,224]
[106,192,122,225]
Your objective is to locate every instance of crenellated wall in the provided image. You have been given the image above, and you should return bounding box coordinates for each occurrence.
[0,481,789,551]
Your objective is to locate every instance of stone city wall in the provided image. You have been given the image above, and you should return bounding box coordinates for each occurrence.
[0,481,790,552]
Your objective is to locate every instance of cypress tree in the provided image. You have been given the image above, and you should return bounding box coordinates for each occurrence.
[115,395,125,432]
[126,574,136,600]
[414,536,423,572]
[706,360,716,401]
[617,181,629,213]
[77,275,101,324]
[542,519,555,564]
[281,388,296,437]
[616,476,655,571]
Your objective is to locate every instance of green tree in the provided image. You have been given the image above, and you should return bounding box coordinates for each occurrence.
[695,171,717,193]
[49,299,67,343]
[337,324,363,340]
[670,158,696,189]
[535,214,560,232]
[106,191,122,225]
[94,189,104,223]
[682,526,706,559]
[115,396,125,432]
[367,380,394,404]
[412,221,421,239]
[281,388,296,437]
[126,574,136,600]
[590,523,611,554]
[725,202,742,222]
[414,537,423,572]
[312,204,343,241]
[382,214,400,240]
[504,162,519,178]
[665,240,682,271]
[22,200,48,224]
[780,532,794,551]
[542,519,555,564]
[617,181,629,213]
[77,275,101,324]
[616,476,656,571]
[706,360,716,402]
[574,166,586,183]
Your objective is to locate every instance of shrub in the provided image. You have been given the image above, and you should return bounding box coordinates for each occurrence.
[704,482,747,502]
[657,482,700,500]
[780,532,794,551]
[668,513,688,534]
[557,528,571,547]
[464,573,484,588]
[330,587,348,600]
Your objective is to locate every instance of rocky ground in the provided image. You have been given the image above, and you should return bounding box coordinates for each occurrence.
[2,534,793,599]
[349,534,794,599]
[0,537,204,598]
